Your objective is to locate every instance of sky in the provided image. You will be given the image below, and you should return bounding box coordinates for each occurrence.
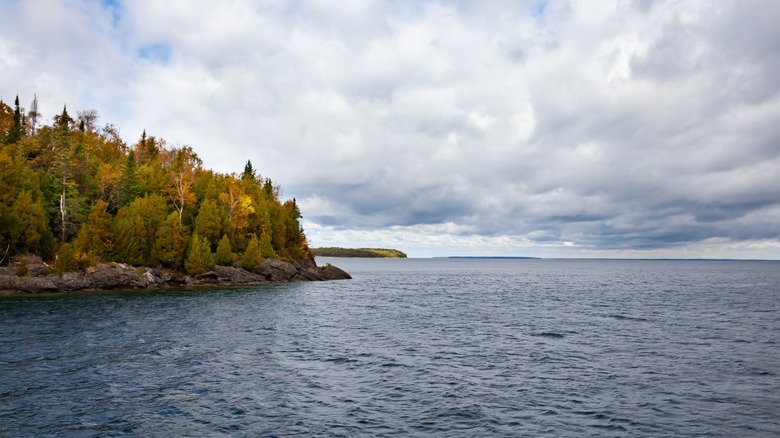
[1,0,779,259]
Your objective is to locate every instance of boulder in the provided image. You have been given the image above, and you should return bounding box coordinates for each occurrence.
[318,264,352,280]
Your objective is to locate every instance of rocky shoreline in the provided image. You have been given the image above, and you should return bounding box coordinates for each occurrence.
[0,256,351,294]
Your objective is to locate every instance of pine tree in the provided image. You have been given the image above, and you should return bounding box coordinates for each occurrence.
[4,95,24,144]
[241,235,263,271]
[194,198,224,249]
[242,160,255,180]
[75,200,113,261]
[184,232,214,275]
[153,212,188,269]
[215,234,233,266]
[119,152,141,205]
[258,230,275,259]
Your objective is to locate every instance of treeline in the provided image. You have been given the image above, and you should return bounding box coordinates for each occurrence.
[0,95,310,274]
[312,247,407,258]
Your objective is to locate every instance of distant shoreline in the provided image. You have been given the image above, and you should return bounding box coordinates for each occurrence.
[311,247,407,258]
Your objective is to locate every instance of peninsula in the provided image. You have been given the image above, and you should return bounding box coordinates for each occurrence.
[0,95,349,293]
[312,247,407,258]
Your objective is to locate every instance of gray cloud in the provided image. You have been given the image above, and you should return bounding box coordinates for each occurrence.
[1,0,779,258]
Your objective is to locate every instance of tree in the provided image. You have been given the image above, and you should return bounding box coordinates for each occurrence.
[76,109,98,133]
[75,200,113,261]
[10,190,50,253]
[215,234,233,266]
[241,235,262,271]
[53,242,90,274]
[112,194,168,266]
[4,95,24,144]
[52,105,82,242]
[242,160,255,180]
[153,212,188,269]
[119,151,141,205]
[194,198,224,249]
[27,94,39,135]
[258,229,276,259]
[166,146,198,221]
[184,232,214,275]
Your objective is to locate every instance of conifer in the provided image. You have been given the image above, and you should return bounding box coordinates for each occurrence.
[184,233,215,275]
[241,235,263,272]
[215,234,233,266]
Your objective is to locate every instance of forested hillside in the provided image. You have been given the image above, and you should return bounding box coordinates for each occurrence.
[0,95,310,275]
[312,247,407,258]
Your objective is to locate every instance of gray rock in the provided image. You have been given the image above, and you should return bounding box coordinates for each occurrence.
[259,259,299,282]
[18,277,58,293]
[56,272,92,291]
[318,264,352,280]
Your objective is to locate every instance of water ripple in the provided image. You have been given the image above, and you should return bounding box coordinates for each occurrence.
[1,259,779,436]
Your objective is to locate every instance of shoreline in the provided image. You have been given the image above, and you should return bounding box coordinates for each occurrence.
[0,257,351,296]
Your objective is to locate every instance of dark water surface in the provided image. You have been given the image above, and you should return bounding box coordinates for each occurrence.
[1,258,779,436]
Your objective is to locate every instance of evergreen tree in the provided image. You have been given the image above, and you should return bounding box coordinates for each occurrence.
[184,232,214,275]
[241,235,263,272]
[4,95,24,144]
[153,212,188,269]
[258,230,275,259]
[75,200,113,261]
[194,198,224,249]
[119,152,141,205]
[215,234,233,266]
[10,190,50,253]
[242,160,255,180]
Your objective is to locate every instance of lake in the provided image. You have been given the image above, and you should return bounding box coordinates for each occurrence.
[1,258,779,436]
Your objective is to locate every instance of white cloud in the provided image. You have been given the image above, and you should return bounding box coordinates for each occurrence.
[1,0,779,258]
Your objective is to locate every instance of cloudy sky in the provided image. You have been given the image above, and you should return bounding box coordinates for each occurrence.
[1,0,779,258]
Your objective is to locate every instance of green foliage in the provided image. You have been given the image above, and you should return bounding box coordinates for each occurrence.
[194,198,225,249]
[3,95,24,145]
[184,232,214,275]
[0,94,315,271]
[112,194,168,266]
[311,247,408,258]
[10,191,51,253]
[53,242,90,274]
[153,212,188,269]
[258,231,275,259]
[75,200,113,261]
[215,234,233,266]
[241,235,263,272]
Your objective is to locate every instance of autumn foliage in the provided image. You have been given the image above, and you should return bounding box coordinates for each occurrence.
[0,95,311,272]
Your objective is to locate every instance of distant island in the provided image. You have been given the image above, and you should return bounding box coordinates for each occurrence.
[447,256,540,259]
[312,247,407,258]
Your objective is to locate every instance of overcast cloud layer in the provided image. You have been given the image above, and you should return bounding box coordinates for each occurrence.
[2,0,779,258]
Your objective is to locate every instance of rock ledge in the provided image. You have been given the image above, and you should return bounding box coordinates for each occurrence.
[0,257,351,294]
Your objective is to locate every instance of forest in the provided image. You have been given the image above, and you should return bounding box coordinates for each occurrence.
[311,247,407,258]
[0,94,310,275]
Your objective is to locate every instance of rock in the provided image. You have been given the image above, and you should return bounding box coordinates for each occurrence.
[318,264,352,280]
[27,263,50,277]
[87,263,145,289]
[212,266,268,285]
[258,259,299,282]
[0,274,19,291]
[56,272,92,291]
[18,277,57,293]
[0,257,350,293]
[299,269,326,281]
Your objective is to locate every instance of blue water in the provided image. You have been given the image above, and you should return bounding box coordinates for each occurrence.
[1,258,779,436]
